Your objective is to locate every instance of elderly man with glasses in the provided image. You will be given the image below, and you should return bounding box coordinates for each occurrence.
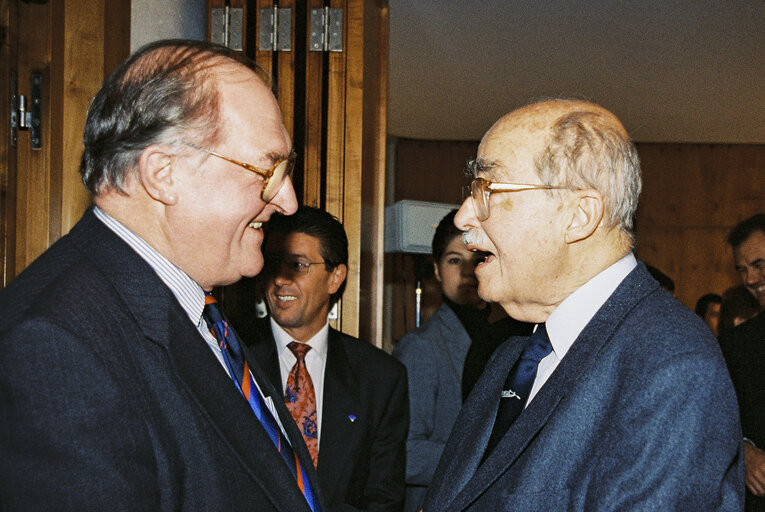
[0,40,329,511]
[422,99,744,512]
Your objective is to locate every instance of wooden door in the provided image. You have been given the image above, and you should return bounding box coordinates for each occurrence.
[210,0,388,346]
[0,0,130,286]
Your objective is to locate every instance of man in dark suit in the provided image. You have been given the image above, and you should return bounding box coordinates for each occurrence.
[423,99,744,511]
[720,213,765,511]
[0,40,324,511]
[240,206,408,512]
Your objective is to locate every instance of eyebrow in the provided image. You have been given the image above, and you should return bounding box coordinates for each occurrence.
[465,157,497,179]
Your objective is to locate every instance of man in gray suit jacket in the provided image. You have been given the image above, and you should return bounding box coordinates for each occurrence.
[423,99,744,511]
[0,40,323,511]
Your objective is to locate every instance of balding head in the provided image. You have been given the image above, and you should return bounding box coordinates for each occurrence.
[482,100,641,246]
[80,39,270,196]
[456,99,641,321]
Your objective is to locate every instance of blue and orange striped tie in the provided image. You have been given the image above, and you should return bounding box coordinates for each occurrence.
[203,292,320,512]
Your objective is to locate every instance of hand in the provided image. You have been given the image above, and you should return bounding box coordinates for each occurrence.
[744,443,765,496]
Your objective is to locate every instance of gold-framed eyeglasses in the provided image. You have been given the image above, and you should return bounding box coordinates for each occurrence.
[186,143,296,202]
[466,177,568,221]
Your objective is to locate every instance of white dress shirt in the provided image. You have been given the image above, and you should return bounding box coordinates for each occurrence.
[271,318,330,443]
[526,253,638,405]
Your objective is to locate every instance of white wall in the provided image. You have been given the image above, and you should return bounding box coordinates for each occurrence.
[131,0,207,52]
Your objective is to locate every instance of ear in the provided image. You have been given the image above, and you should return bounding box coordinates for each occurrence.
[327,264,348,295]
[433,261,442,283]
[564,189,604,244]
[137,145,179,205]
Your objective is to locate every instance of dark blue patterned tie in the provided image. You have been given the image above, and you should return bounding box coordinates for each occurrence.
[202,293,320,512]
[483,324,553,459]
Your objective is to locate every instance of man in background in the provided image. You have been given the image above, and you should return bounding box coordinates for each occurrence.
[241,206,408,512]
[0,40,324,511]
[423,99,743,511]
[720,213,765,511]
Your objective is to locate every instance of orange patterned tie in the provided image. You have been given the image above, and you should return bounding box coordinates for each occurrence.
[285,341,319,467]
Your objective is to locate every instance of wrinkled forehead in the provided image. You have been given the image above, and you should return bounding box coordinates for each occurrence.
[471,118,549,181]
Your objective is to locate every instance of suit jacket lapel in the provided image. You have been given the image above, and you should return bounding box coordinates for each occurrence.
[74,210,316,512]
[246,320,283,389]
[317,329,362,503]
[425,336,525,511]
[445,264,659,511]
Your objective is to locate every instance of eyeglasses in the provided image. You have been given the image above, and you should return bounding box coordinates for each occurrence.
[466,177,568,221]
[264,257,327,276]
[186,143,296,202]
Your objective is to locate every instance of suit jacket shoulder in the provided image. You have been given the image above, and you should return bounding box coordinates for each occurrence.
[424,262,744,512]
[0,209,320,511]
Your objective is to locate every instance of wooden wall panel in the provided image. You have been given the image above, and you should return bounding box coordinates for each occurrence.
[393,138,478,205]
[358,0,388,348]
[634,143,765,309]
[1,0,129,285]
[302,0,324,207]
[389,139,765,343]
[0,0,18,286]
[15,0,51,271]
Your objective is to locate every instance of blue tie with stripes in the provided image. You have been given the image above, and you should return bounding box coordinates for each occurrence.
[202,292,321,512]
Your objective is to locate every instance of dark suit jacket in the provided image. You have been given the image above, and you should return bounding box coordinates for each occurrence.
[0,208,324,511]
[423,263,744,511]
[241,317,409,512]
[720,311,765,511]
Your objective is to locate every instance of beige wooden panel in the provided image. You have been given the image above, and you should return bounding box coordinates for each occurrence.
[358,0,388,348]
[0,0,18,286]
[253,0,273,77]
[326,0,351,333]
[15,0,52,272]
[56,0,113,239]
[276,0,294,140]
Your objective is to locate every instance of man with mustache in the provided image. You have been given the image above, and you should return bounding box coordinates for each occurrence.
[423,99,743,511]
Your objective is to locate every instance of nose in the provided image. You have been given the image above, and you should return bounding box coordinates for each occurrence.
[454,198,478,232]
[745,266,763,285]
[271,175,298,215]
[272,266,294,286]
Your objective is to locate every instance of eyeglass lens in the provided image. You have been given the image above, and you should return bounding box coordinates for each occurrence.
[261,159,293,202]
[470,178,490,221]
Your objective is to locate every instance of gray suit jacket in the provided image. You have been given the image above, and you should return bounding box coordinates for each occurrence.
[0,208,324,511]
[423,263,745,511]
[393,304,471,512]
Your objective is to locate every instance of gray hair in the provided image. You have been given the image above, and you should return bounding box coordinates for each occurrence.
[535,108,642,245]
[80,39,269,195]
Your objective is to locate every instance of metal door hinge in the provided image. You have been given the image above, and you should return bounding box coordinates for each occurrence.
[10,72,42,150]
[310,7,343,52]
[258,7,292,51]
[210,6,244,51]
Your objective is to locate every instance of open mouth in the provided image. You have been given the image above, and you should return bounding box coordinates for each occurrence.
[276,294,297,303]
[248,221,263,229]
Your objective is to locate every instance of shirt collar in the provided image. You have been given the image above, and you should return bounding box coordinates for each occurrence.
[545,253,637,360]
[270,316,330,360]
[93,206,206,326]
